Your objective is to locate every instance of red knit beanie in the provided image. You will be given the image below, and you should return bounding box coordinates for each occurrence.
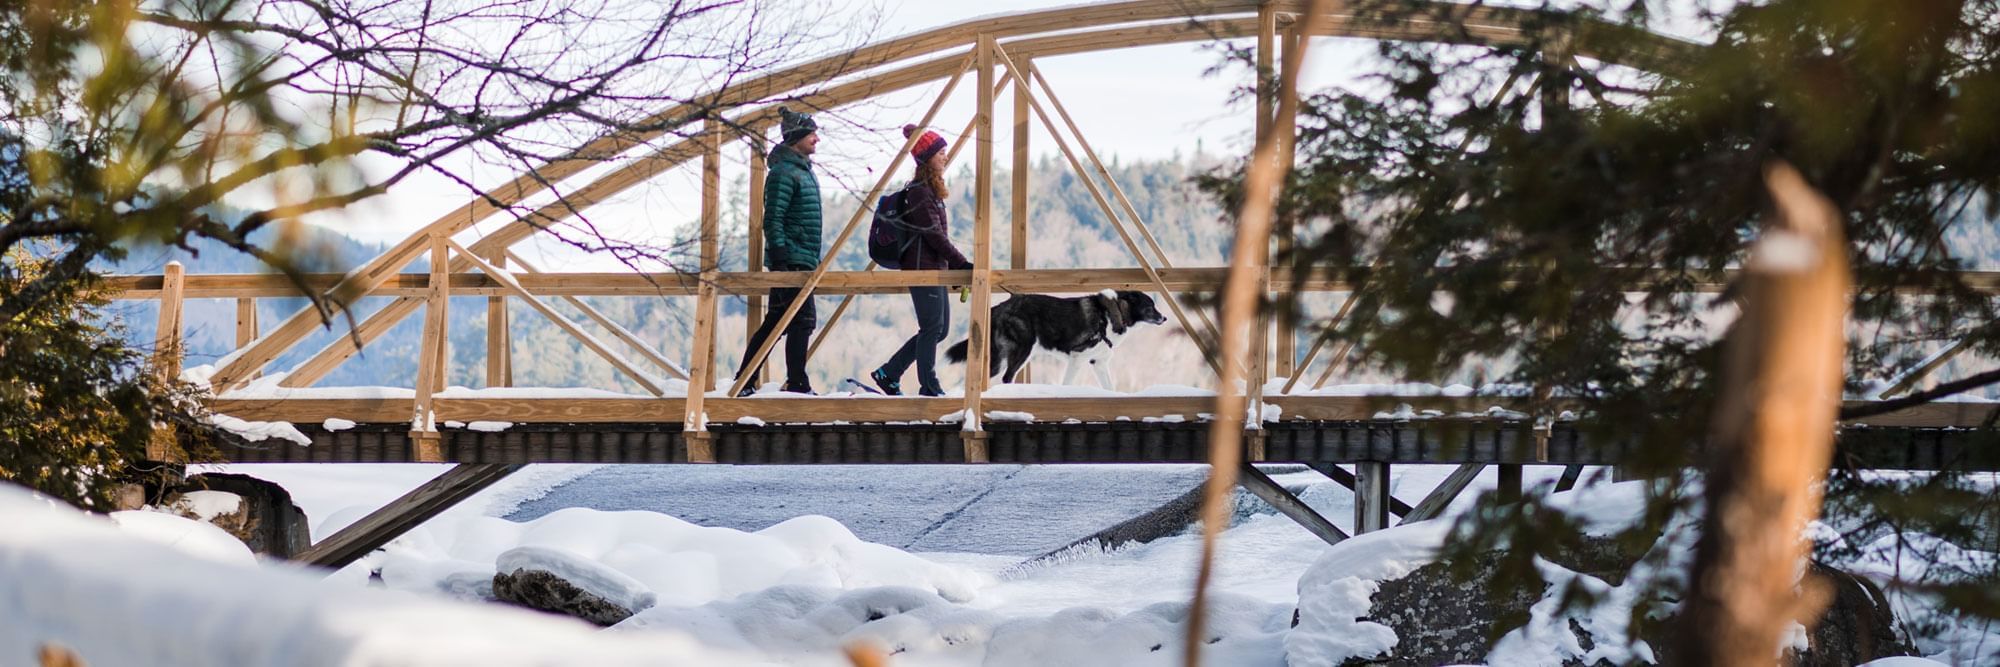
[904,124,947,163]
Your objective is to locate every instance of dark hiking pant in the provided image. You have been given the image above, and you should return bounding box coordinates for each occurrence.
[878,286,950,394]
[739,286,817,389]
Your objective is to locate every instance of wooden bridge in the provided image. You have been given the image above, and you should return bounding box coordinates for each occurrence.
[102,1,2000,564]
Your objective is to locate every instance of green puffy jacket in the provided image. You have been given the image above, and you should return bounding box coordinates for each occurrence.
[761,144,821,270]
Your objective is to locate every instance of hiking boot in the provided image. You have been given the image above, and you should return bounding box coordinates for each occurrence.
[781,380,816,395]
[918,385,945,397]
[870,368,902,396]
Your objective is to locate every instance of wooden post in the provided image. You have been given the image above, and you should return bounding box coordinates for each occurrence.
[1011,56,1033,383]
[149,261,186,461]
[154,261,186,380]
[486,254,511,388]
[686,118,724,463]
[410,235,448,462]
[963,34,996,461]
[1354,461,1391,533]
[1496,464,1523,504]
[747,140,767,357]
[1264,6,1298,380]
[235,297,257,348]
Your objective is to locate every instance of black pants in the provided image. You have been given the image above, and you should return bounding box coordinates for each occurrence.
[878,286,949,394]
[739,286,816,389]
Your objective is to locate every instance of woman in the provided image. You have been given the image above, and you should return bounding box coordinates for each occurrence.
[870,125,972,397]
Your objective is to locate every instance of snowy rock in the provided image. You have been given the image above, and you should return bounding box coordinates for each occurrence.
[160,473,312,557]
[493,545,657,626]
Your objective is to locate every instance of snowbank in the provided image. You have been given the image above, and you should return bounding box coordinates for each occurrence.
[362,509,985,608]
[107,510,256,566]
[614,584,1290,666]
[0,483,766,666]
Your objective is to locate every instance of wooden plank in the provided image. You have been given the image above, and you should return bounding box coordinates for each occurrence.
[235,297,258,348]
[153,262,186,380]
[1240,462,1347,545]
[209,398,412,423]
[746,143,766,342]
[963,34,997,449]
[149,261,187,461]
[1402,462,1484,523]
[1012,58,1033,383]
[446,239,666,396]
[485,254,511,388]
[411,237,447,439]
[295,463,524,569]
[686,119,723,454]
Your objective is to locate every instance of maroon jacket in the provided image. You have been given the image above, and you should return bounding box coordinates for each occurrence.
[898,181,972,270]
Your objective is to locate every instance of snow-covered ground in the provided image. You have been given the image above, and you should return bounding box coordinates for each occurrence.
[9,461,1992,665]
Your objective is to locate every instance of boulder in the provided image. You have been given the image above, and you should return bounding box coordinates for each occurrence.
[1315,537,1911,666]
[162,473,311,558]
[491,546,656,627]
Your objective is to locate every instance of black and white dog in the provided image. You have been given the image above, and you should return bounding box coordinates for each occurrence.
[944,289,1168,387]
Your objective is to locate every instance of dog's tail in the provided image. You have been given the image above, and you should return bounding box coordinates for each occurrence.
[943,339,969,363]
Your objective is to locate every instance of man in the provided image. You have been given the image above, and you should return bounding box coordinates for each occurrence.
[738,107,822,395]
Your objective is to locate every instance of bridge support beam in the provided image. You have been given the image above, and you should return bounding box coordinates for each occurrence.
[685,117,722,458]
[1403,462,1483,524]
[1239,463,1346,545]
[1354,461,1392,534]
[411,236,448,462]
[295,463,524,569]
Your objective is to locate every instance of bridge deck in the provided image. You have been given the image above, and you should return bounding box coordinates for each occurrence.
[211,418,1998,471]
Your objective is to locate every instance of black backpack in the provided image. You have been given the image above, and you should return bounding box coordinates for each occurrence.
[867,185,919,269]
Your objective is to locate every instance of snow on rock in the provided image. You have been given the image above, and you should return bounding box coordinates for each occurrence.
[1858,658,1954,666]
[1284,522,1452,664]
[207,414,311,446]
[320,418,357,431]
[365,509,984,609]
[108,510,255,566]
[162,490,244,522]
[0,483,766,666]
[498,545,658,613]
